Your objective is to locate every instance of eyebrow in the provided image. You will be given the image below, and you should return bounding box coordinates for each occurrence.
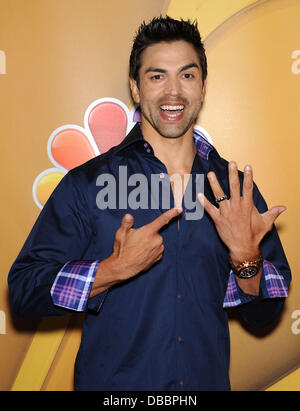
[179,63,200,72]
[144,62,200,75]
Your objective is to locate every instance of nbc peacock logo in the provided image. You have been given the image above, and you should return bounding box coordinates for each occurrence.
[32,98,140,209]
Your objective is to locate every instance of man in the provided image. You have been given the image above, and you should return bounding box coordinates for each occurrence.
[8,16,291,391]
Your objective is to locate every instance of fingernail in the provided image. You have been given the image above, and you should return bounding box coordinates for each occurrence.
[245,165,252,172]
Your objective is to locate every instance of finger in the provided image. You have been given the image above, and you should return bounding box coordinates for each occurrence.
[113,214,134,252]
[228,162,240,203]
[198,192,219,220]
[242,165,254,204]
[119,213,134,232]
[262,205,286,229]
[146,207,182,232]
[207,171,227,207]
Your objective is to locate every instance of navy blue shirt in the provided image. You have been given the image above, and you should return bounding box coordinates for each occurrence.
[8,124,291,390]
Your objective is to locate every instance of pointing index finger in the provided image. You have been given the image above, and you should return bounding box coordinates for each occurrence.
[147,207,182,232]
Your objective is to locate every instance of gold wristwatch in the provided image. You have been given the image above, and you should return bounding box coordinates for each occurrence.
[229,253,263,279]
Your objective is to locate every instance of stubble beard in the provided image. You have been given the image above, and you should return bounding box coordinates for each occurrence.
[140,99,201,139]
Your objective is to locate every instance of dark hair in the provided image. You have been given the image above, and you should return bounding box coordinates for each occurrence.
[129,15,207,86]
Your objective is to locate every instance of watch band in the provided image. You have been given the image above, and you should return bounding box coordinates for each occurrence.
[229,253,263,279]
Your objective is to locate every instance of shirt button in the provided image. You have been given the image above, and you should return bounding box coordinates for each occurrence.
[177,293,182,300]
[179,379,184,387]
[178,336,183,343]
[159,173,165,178]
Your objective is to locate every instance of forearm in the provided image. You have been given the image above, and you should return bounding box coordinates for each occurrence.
[89,255,123,298]
[8,261,71,317]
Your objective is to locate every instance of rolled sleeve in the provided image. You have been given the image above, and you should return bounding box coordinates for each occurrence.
[223,259,289,308]
[51,260,100,312]
[261,260,289,298]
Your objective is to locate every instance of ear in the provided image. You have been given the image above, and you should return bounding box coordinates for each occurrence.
[129,78,141,104]
[201,78,207,103]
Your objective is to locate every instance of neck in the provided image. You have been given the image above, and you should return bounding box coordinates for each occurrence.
[140,120,196,173]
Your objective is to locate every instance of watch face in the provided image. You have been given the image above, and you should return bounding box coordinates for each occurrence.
[238,266,259,279]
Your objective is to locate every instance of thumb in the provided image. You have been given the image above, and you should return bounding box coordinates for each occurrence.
[120,213,134,231]
[113,214,134,254]
[264,205,286,226]
[270,205,286,218]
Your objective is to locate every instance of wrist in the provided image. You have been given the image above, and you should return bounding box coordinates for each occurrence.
[100,254,127,283]
[229,246,261,266]
[229,249,263,280]
[90,255,123,297]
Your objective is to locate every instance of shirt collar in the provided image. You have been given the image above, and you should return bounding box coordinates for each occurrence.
[114,122,215,161]
[192,128,214,160]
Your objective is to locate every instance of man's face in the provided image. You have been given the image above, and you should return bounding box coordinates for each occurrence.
[130,40,206,139]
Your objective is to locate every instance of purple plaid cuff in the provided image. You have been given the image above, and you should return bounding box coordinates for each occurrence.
[263,260,289,298]
[51,260,100,311]
[223,260,289,308]
[193,130,213,160]
[223,272,241,307]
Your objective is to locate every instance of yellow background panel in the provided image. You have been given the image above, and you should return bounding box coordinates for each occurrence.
[266,367,300,391]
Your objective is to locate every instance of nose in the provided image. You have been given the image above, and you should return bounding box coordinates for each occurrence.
[165,76,181,96]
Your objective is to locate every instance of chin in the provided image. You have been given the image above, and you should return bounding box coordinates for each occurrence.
[156,123,193,139]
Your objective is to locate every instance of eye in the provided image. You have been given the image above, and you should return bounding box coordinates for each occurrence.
[182,73,194,79]
[151,74,163,80]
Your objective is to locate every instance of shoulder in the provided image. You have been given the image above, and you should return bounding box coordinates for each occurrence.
[68,123,142,181]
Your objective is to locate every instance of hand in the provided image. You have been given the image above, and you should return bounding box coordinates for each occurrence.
[111,208,182,279]
[198,162,286,263]
[90,208,182,297]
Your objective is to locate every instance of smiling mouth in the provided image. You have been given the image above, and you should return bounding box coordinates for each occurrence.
[159,104,185,119]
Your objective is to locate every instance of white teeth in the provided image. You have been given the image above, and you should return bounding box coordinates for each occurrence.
[160,105,184,111]
[165,112,180,117]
